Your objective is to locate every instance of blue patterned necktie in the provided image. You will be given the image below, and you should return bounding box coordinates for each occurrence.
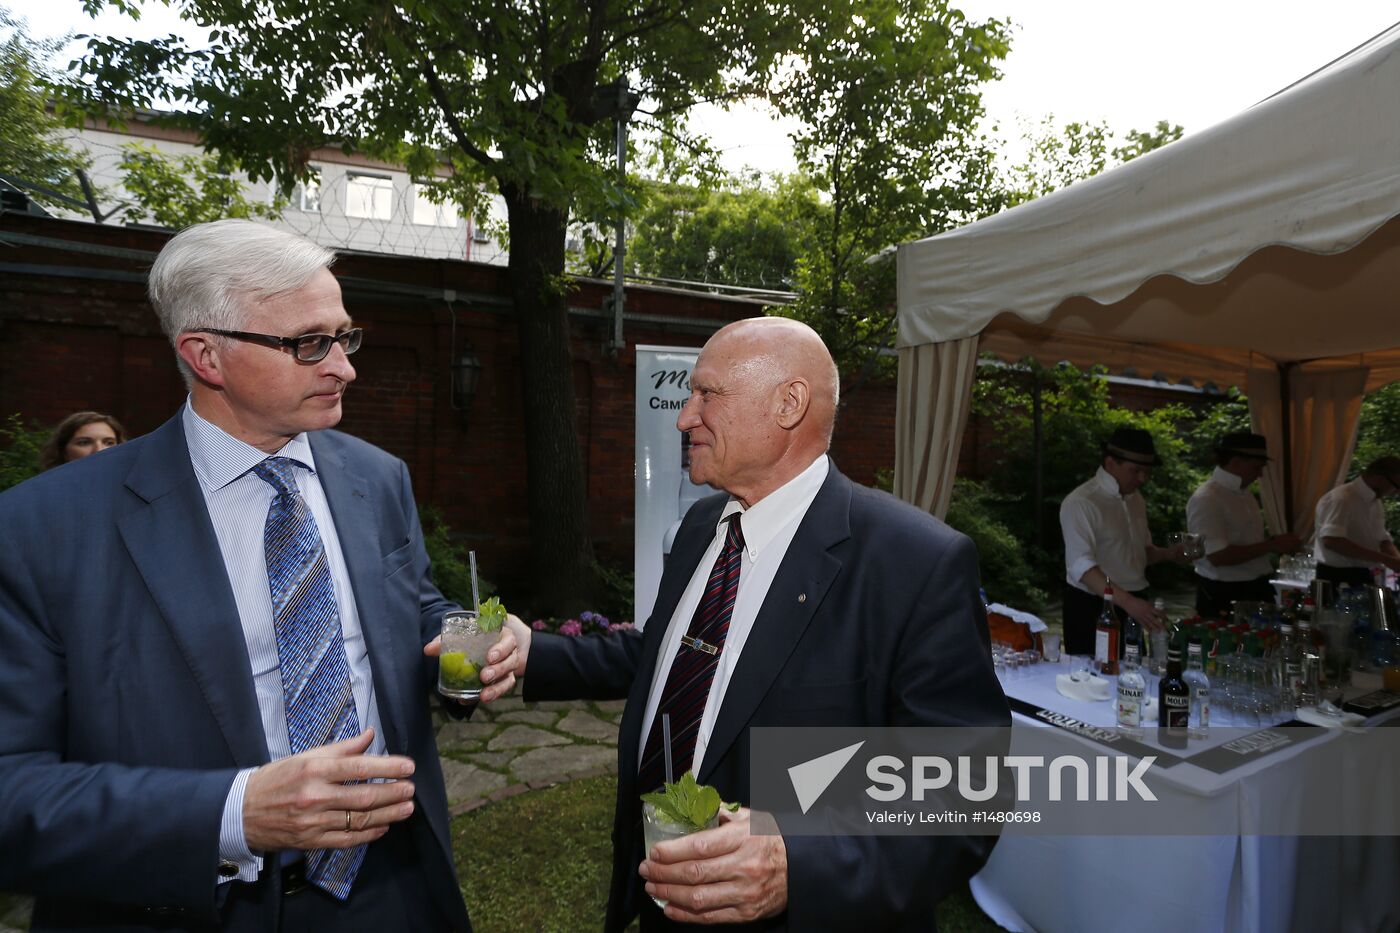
[254,456,365,900]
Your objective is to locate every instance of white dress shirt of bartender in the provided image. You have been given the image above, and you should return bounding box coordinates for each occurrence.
[1314,456,1400,572]
[1061,427,1186,631]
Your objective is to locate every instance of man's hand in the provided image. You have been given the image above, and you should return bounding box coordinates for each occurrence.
[1119,592,1166,631]
[639,807,787,925]
[423,613,527,703]
[243,728,416,852]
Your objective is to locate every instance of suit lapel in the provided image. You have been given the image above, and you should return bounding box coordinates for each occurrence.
[698,467,853,783]
[117,416,268,767]
[310,434,410,755]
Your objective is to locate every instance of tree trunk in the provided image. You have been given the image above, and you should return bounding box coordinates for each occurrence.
[502,184,598,615]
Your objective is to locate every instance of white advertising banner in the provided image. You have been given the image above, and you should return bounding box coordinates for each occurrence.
[634,345,716,627]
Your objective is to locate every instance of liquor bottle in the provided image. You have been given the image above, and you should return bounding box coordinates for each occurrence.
[1116,639,1146,738]
[1158,643,1189,749]
[1183,638,1211,740]
[1278,619,1303,708]
[1096,584,1120,676]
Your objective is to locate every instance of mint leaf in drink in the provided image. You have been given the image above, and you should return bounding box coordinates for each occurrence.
[477,597,507,633]
[640,772,736,832]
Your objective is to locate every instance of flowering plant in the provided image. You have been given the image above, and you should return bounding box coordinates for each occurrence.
[530,610,634,636]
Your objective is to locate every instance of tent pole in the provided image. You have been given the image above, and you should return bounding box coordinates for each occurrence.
[1032,367,1044,550]
[1280,363,1295,530]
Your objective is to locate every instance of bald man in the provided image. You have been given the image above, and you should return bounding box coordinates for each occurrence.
[498,318,1009,931]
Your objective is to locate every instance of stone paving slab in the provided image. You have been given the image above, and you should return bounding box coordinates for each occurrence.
[488,725,570,751]
[437,720,497,751]
[593,699,628,714]
[441,759,509,805]
[508,744,618,785]
[495,710,560,726]
[557,710,619,743]
[466,751,516,771]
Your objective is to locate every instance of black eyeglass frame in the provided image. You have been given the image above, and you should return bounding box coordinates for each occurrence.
[191,327,363,362]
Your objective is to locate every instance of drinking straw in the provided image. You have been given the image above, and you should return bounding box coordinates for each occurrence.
[662,713,674,784]
[469,550,481,612]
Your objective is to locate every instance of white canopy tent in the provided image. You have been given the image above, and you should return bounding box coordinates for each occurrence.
[894,22,1400,539]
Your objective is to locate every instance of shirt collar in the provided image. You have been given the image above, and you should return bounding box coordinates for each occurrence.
[718,454,830,561]
[183,398,318,492]
[1349,475,1380,500]
[1209,466,1245,491]
[1094,466,1127,498]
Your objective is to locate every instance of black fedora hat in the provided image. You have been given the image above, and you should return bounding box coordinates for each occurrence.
[1217,432,1271,461]
[1101,427,1161,467]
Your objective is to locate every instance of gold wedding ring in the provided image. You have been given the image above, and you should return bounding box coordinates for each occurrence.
[345,810,352,833]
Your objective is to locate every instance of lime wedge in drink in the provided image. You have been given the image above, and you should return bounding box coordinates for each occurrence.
[439,651,481,690]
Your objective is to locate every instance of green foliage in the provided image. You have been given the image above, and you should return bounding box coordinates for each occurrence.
[0,7,92,210]
[640,771,736,832]
[1353,380,1400,529]
[998,116,1184,209]
[944,479,1048,610]
[419,506,496,610]
[591,559,635,625]
[0,414,45,493]
[627,172,826,291]
[970,361,1211,591]
[776,0,1012,377]
[118,142,285,227]
[1111,120,1184,164]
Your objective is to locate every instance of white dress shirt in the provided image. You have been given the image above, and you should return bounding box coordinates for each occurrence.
[1314,476,1393,567]
[1188,467,1274,581]
[182,402,386,882]
[638,454,829,775]
[1060,466,1151,593]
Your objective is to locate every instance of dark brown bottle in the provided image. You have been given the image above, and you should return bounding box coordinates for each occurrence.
[1158,643,1189,750]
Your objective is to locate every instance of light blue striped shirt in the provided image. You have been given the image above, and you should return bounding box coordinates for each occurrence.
[182,401,387,883]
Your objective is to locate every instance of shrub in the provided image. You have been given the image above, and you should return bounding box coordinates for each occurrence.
[0,414,45,493]
[419,506,496,609]
[944,479,1048,611]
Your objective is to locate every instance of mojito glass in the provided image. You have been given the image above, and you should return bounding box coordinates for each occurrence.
[437,609,500,700]
[641,800,719,908]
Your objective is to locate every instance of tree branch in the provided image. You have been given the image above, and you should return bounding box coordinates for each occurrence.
[421,60,497,170]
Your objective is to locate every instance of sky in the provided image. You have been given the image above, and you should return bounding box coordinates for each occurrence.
[10,0,1399,175]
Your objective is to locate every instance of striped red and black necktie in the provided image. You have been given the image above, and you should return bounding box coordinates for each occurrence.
[637,513,745,793]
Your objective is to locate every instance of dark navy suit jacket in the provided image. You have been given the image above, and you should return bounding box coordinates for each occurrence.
[526,464,1011,932]
[0,414,470,931]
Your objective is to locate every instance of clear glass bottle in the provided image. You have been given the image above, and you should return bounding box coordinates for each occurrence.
[1183,639,1211,740]
[1116,640,1146,738]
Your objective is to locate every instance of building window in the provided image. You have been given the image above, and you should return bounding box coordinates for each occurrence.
[345,172,393,220]
[293,167,321,213]
[412,185,459,227]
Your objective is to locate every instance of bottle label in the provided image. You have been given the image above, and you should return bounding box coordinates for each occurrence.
[1116,695,1142,726]
[1164,694,1189,729]
[1095,630,1110,665]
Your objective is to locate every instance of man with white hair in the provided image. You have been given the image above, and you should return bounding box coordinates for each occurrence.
[499,317,1009,931]
[0,220,517,931]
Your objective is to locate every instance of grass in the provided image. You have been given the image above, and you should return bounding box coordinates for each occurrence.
[452,774,1001,933]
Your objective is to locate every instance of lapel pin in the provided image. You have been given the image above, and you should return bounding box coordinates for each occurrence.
[797,593,807,603]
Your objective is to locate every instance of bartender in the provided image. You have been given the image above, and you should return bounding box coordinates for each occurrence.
[1313,456,1400,587]
[1187,432,1301,619]
[1059,427,1183,657]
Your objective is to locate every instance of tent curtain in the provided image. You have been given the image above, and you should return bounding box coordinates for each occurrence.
[1248,364,1368,541]
[894,337,979,519]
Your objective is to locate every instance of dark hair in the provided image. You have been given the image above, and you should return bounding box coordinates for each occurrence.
[40,411,127,470]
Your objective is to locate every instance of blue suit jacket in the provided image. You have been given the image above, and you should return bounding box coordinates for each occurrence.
[526,464,1011,932]
[0,414,470,931]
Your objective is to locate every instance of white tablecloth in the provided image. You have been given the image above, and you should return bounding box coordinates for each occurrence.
[971,661,1400,933]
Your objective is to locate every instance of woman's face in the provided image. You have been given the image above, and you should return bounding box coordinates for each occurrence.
[64,421,120,462]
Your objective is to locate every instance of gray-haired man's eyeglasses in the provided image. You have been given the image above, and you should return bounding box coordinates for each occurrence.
[191,327,363,362]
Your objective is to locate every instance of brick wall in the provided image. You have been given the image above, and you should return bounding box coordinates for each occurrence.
[0,213,899,595]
